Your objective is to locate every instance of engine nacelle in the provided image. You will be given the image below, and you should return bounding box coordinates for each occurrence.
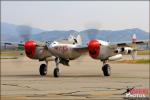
[115,47,133,54]
[88,39,110,60]
[24,40,51,60]
[108,54,122,61]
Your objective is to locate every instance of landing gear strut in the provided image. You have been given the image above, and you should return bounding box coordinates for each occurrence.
[102,60,111,76]
[39,61,48,76]
[54,58,60,77]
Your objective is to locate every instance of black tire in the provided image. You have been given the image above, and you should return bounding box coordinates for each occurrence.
[102,64,111,76]
[54,68,59,77]
[39,64,47,76]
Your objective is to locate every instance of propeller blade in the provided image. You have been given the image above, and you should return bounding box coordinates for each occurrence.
[83,21,102,43]
[16,25,32,42]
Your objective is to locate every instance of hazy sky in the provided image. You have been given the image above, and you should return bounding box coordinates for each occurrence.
[1,1,149,32]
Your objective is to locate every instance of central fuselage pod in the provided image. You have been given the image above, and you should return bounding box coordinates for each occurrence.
[48,41,81,60]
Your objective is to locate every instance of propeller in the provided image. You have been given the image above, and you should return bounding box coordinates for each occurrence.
[83,21,102,43]
[74,22,102,63]
[2,25,33,51]
[6,25,33,62]
[16,25,32,42]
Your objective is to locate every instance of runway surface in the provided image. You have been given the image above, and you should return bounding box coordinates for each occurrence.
[1,55,149,100]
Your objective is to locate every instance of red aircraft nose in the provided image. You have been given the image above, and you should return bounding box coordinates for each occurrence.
[88,40,100,59]
[24,40,36,58]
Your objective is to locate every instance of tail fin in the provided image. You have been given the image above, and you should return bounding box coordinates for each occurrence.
[131,34,137,60]
[132,34,137,43]
[68,33,82,45]
[76,34,82,45]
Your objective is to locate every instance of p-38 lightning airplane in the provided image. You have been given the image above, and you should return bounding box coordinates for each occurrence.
[3,33,148,77]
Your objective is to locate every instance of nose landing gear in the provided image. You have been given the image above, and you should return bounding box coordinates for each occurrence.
[53,57,60,77]
[38,57,65,77]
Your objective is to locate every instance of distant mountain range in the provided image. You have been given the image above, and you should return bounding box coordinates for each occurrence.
[1,22,149,44]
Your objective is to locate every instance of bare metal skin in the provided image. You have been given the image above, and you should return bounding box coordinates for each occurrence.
[4,34,149,77]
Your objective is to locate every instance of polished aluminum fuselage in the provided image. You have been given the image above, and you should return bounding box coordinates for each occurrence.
[48,42,81,60]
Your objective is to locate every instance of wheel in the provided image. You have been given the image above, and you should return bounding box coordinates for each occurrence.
[39,64,47,76]
[54,68,59,77]
[102,64,111,76]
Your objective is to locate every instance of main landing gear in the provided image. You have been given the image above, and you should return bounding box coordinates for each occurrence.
[39,61,48,76]
[102,60,111,76]
[39,58,111,77]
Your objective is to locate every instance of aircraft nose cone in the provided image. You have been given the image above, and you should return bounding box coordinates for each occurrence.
[24,40,36,58]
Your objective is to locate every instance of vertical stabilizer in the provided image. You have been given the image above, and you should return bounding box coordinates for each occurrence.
[132,34,137,43]
[68,33,82,45]
[131,34,137,60]
[76,34,82,45]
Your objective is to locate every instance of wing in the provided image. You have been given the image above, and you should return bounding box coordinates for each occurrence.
[1,42,24,50]
[109,40,149,60]
[109,40,149,49]
[72,45,88,54]
[1,40,49,50]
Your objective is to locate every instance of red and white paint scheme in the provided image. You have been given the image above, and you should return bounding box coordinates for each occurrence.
[132,34,137,43]
[24,40,37,59]
[4,33,148,77]
[88,40,100,59]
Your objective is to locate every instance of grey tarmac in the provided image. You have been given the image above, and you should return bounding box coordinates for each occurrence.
[1,55,149,100]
